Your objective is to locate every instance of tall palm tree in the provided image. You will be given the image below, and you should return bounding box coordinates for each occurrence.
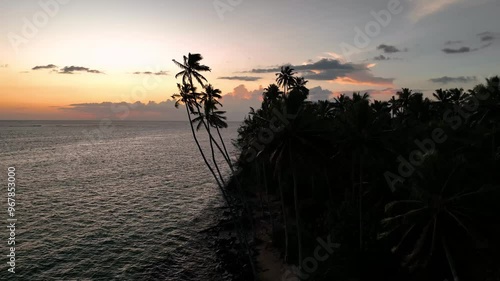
[171,83,223,188]
[276,66,296,95]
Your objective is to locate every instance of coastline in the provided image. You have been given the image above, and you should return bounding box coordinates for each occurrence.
[201,178,288,281]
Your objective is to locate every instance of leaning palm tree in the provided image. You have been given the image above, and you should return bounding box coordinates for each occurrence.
[171,83,223,189]
[172,54,257,279]
[276,66,296,95]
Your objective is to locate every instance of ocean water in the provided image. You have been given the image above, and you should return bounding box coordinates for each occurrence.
[0,120,239,280]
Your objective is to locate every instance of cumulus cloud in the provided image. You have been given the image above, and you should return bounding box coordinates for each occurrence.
[218,85,263,120]
[218,76,262,81]
[429,76,477,84]
[58,84,265,121]
[308,86,334,101]
[60,101,184,120]
[245,58,394,86]
[377,44,401,53]
[59,66,104,74]
[32,64,57,70]
[132,71,168,76]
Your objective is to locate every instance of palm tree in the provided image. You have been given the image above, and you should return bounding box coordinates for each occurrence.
[171,83,224,188]
[172,55,257,279]
[173,53,211,88]
[379,152,497,280]
[276,66,296,95]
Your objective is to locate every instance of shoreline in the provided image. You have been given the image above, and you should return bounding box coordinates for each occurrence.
[201,182,288,281]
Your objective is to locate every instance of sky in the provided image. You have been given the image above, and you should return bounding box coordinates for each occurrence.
[0,0,499,120]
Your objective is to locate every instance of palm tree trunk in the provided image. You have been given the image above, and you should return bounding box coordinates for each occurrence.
[216,126,231,164]
[207,123,226,186]
[213,121,256,238]
[185,104,223,188]
[187,105,256,280]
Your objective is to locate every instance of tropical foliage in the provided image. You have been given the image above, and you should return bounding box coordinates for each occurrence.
[234,69,500,280]
[171,53,500,281]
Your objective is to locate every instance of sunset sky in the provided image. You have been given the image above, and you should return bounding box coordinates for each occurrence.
[1,0,499,120]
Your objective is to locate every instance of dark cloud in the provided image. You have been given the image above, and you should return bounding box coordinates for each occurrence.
[59,66,104,74]
[429,76,477,84]
[477,32,497,42]
[32,64,57,70]
[218,76,262,81]
[377,44,401,53]
[132,71,168,76]
[245,58,394,85]
[442,47,471,54]
[445,40,463,45]
[374,55,390,61]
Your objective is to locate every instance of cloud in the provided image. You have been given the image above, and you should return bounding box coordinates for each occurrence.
[409,0,463,22]
[429,76,477,84]
[59,84,264,121]
[0,64,8,68]
[374,55,390,61]
[32,64,57,70]
[442,33,497,54]
[308,86,334,101]
[333,88,398,99]
[245,58,394,86]
[59,66,104,74]
[218,76,262,81]
[445,40,463,45]
[442,46,471,54]
[377,44,401,53]
[477,31,498,42]
[221,85,263,120]
[132,71,168,76]
[60,101,184,121]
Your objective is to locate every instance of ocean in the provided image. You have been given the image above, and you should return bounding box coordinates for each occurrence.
[0,120,240,280]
